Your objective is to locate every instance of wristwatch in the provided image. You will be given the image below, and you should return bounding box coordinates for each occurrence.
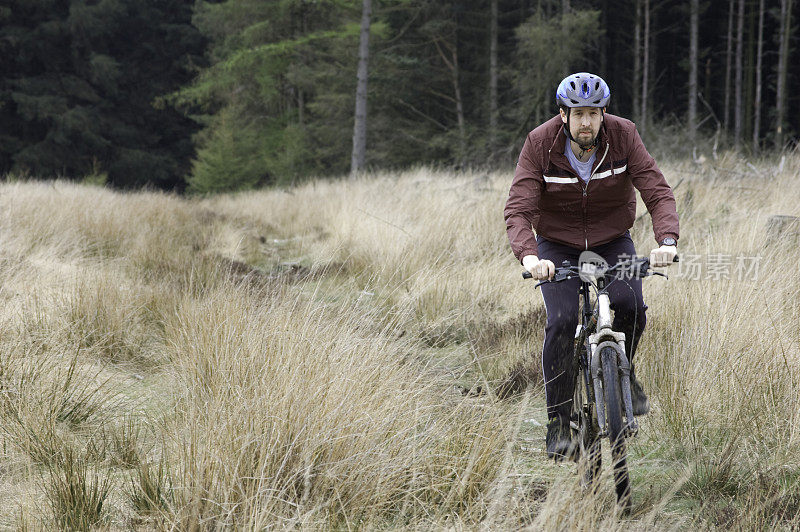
[661,237,677,247]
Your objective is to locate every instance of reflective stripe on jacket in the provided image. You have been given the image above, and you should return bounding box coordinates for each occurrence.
[504,113,680,262]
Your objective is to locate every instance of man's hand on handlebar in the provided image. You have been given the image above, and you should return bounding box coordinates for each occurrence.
[522,254,555,280]
[649,245,678,267]
[522,255,680,282]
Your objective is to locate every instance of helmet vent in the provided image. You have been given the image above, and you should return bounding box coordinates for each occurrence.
[556,72,610,109]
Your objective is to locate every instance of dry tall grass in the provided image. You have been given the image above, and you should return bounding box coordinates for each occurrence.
[0,153,797,529]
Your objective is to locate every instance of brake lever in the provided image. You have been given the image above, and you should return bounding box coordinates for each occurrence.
[554,271,572,282]
[524,268,574,287]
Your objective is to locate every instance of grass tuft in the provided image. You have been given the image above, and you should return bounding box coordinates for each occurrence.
[127,454,172,516]
[43,446,113,531]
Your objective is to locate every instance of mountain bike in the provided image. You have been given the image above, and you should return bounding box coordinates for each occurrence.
[523,254,677,511]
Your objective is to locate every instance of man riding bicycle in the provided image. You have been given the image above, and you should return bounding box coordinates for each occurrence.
[504,72,680,459]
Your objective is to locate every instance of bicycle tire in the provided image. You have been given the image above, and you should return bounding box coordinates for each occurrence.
[600,345,632,511]
[571,372,601,484]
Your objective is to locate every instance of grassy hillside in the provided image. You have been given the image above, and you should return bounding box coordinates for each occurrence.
[0,152,798,529]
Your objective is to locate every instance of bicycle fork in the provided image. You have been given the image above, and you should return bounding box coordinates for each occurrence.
[588,294,639,438]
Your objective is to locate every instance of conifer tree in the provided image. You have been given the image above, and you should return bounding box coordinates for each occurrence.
[0,0,204,188]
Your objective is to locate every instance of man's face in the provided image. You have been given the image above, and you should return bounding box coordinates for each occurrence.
[560,106,604,146]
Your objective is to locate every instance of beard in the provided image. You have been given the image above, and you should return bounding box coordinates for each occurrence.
[574,129,598,149]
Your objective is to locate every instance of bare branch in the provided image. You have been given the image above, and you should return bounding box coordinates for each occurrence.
[394,98,449,131]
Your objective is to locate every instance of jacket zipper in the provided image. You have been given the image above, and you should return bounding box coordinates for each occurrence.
[581,142,610,249]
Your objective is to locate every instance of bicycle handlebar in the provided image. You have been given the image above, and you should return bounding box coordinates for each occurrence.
[521,254,680,284]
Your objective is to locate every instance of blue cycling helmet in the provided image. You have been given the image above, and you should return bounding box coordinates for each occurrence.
[556,72,610,108]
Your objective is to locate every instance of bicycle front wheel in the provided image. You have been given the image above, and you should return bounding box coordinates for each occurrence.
[572,371,601,485]
[600,345,631,511]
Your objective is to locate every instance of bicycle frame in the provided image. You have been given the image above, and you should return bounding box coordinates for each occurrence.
[576,274,637,438]
[575,282,596,433]
[581,276,639,437]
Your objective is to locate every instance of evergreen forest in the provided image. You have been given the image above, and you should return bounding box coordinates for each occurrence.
[0,0,797,192]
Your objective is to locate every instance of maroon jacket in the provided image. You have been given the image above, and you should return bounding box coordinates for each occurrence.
[504,114,679,262]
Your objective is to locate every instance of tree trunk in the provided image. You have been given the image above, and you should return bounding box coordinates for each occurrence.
[298,90,304,126]
[561,0,571,76]
[350,0,371,177]
[633,0,641,123]
[724,0,734,133]
[689,0,699,144]
[452,45,466,168]
[489,0,498,153]
[295,6,307,127]
[734,0,744,150]
[435,38,466,167]
[600,0,608,76]
[752,0,764,153]
[776,0,793,149]
[640,0,650,137]
[744,0,756,146]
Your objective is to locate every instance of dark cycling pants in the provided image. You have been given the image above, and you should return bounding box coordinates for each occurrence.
[536,232,646,423]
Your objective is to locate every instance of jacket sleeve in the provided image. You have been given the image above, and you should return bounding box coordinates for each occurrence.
[627,126,680,245]
[504,134,544,262]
